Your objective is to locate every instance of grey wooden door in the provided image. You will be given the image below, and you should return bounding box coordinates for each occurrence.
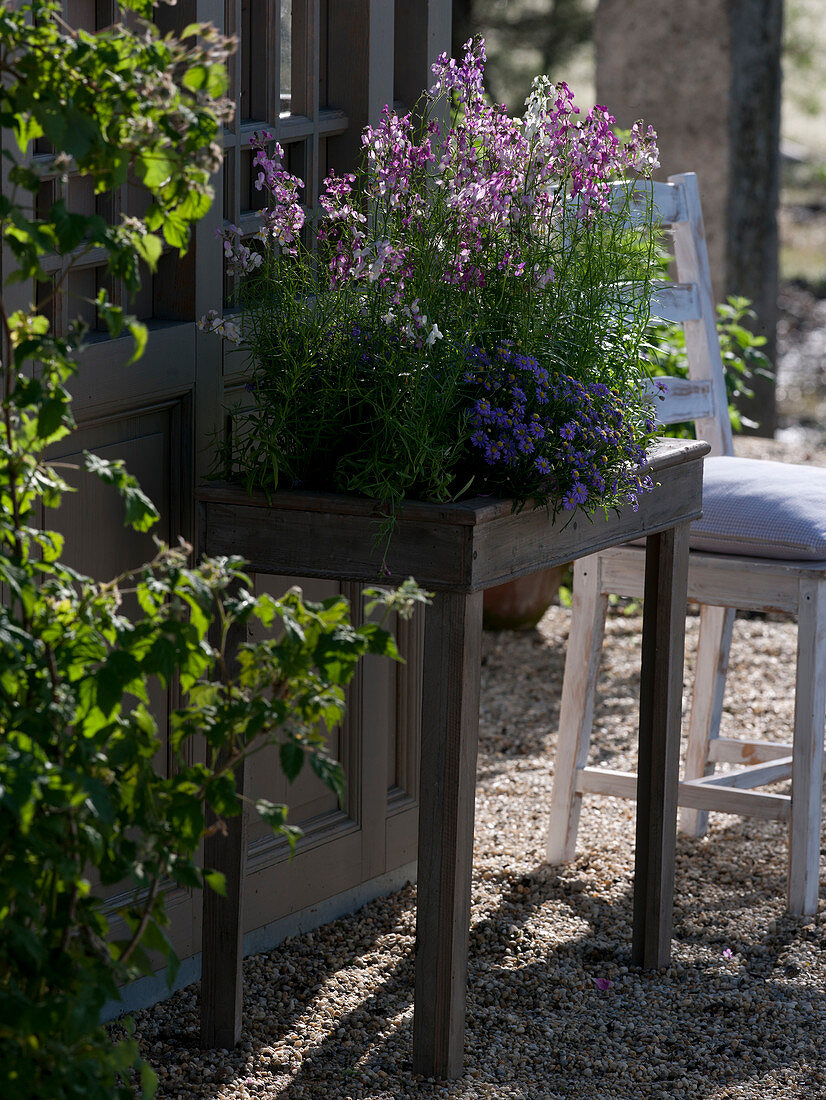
[3,0,450,975]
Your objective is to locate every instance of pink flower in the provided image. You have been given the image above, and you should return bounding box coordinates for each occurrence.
[594,977,613,991]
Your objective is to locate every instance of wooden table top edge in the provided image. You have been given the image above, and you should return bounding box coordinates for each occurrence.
[196,438,711,527]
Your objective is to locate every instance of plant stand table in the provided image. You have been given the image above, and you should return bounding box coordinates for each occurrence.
[196,437,708,1078]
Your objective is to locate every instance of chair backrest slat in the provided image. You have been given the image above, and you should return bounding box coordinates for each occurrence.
[650,282,702,323]
[628,174,734,457]
[624,178,689,227]
[642,376,715,425]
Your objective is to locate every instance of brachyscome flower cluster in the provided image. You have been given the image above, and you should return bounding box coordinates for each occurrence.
[464,345,656,511]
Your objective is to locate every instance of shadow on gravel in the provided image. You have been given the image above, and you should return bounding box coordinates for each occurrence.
[264,821,826,1100]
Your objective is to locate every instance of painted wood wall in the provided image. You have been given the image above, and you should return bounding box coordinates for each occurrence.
[2,0,451,977]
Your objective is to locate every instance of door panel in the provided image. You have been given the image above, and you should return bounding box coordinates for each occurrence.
[1,0,450,979]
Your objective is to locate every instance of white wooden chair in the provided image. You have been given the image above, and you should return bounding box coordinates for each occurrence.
[546,171,826,916]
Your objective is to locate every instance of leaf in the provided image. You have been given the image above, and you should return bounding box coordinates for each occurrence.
[13,112,44,152]
[127,320,148,365]
[177,189,213,222]
[279,741,304,783]
[144,635,177,688]
[359,622,401,661]
[309,754,345,803]
[206,64,228,99]
[134,233,163,272]
[161,211,190,251]
[139,152,175,191]
[40,103,68,150]
[203,870,226,897]
[96,295,125,340]
[140,1060,158,1100]
[281,824,303,855]
[81,774,115,824]
[84,452,159,532]
[254,799,289,832]
[37,394,70,440]
[96,649,142,715]
[182,64,208,91]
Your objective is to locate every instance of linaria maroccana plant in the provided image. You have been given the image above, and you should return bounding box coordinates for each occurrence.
[207,38,663,551]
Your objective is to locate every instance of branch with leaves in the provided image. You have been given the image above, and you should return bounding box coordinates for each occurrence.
[0,5,428,1098]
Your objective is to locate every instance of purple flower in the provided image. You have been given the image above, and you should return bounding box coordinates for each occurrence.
[562,481,588,510]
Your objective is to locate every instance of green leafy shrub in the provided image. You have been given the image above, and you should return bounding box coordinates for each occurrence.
[644,294,775,435]
[0,4,426,1097]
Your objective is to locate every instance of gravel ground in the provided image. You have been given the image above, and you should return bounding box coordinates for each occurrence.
[131,430,826,1100]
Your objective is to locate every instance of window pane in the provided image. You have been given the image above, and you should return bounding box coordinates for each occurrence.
[280,0,292,115]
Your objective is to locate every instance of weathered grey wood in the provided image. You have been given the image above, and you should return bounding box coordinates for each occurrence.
[600,543,823,615]
[788,577,826,915]
[199,439,702,521]
[632,521,690,970]
[326,0,394,174]
[199,498,475,590]
[670,172,734,458]
[412,590,483,1079]
[577,767,792,822]
[643,374,715,426]
[198,438,707,1072]
[546,555,609,864]
[197,440,708,593]
[686,757,792,788]
[709,737,795,765]
[200,755,248,1048]
[679,604,735,836]
[393,1,451,125]
[48,0,464,1033]
[342,580,391,882]
[470,446,706,590]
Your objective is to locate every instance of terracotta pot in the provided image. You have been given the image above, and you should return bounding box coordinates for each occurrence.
[482,564,569,630]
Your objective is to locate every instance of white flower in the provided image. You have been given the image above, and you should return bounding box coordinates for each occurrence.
[426,323,443,346]
[198,309,222,334]
[198,310,242,345]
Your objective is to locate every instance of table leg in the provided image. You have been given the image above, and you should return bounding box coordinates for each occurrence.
[632,521,690,969]
[200,757,248,1048]
[413,589,484,1079]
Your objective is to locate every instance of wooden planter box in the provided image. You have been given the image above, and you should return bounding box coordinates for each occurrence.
[196,437,708,1078]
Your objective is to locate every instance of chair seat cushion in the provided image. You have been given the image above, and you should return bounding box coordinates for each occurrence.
[690,455,826,561]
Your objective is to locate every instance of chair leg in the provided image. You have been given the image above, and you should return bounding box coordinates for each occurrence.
[679,604,735,837]
[788,578,826,916]
[546,555,609,864]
